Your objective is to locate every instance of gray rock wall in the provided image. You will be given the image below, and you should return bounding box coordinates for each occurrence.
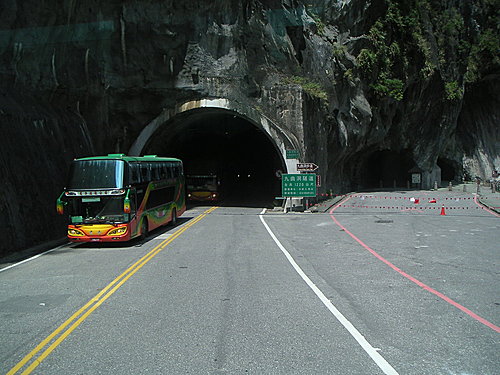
[0,90,93,257]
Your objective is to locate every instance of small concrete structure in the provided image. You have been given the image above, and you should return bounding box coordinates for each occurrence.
[408,165,442,190]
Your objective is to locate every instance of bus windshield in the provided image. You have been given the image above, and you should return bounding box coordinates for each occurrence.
[67,196,130,224]
[68,160,125,189]
[186,175,218,192]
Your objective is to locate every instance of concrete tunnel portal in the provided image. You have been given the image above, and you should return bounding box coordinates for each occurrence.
[140,108,287,207]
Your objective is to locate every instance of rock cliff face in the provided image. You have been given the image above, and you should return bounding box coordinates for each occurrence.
[0,0,498,256]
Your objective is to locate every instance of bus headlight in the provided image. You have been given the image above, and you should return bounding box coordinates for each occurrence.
[68,228,84,236]
[108,227,127,236]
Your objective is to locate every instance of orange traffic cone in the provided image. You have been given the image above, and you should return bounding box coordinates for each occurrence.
[440,205,446,216]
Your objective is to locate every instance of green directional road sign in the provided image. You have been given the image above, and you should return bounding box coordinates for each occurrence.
[282,174,317,197]
[286,150,299,159]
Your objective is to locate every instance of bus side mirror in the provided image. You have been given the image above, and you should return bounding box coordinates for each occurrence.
[56,199,65,215]
[124,197,131,213]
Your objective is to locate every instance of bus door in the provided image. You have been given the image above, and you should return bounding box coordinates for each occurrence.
[127,187,139,234]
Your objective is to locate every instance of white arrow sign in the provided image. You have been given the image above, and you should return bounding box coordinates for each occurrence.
[296,163,319,171]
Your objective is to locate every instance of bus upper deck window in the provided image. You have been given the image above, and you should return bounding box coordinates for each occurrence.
[130,163,141,184]
[153,164,161,180]
[160,163,168,179]
[168,163,174,178]
[141,165,150,181]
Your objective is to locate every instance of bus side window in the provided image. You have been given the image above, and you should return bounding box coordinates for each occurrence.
[146,187,175,209]
[154,164,161,180]
[141,165,150,181]
[174,162,182,177]
[130,163,141,184]
[151,163,156,181]
[166,163,173,178]
[160,163,168,180]
[136,189,146,209]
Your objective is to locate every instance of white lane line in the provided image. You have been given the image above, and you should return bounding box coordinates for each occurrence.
[0,244,69,273]
[259,211,399,375]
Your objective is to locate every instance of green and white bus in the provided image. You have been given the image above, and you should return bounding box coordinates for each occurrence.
[57,154,185,242]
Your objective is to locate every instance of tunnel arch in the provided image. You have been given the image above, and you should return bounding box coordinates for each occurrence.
[128,98,294,206]
[129,98,298,160]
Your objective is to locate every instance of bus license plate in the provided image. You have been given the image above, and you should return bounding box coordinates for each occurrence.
[90,239,100,242]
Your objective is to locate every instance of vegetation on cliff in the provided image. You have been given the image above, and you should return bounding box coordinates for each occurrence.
[346,0,499,101]
[282,75,328,101]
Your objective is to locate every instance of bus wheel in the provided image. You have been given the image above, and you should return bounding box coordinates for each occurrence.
[141,219,148,239]
[170,208,177,226]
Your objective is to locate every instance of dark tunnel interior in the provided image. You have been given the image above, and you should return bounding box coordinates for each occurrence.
[437,157,457,182]
[357,149,415,189]
[144,109,285,207]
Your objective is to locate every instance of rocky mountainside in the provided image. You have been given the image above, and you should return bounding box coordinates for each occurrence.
[0,0,498,256]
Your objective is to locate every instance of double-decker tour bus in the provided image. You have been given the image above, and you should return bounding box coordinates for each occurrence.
[56,154,185,242]
[186,175,219,202]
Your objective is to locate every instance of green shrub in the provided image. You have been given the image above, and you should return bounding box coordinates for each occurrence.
[333,43,347,57]
[371,76,404,101]
[283,76,328,101]
[357,49,377,73]
[344,69,354,82]
[444,81,464,101]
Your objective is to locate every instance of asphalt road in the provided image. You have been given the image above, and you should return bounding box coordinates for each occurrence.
[1,191,498,374]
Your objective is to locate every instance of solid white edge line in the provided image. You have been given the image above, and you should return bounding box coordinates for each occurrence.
[0,245,67,273]
[259,212,399,375]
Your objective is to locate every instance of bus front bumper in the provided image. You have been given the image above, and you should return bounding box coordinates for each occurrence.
[67,224,132,242]
[188,192,218,201]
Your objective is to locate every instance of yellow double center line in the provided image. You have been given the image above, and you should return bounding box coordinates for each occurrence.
[8,206,218,375]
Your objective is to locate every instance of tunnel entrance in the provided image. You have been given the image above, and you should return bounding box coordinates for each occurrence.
[437,157,457,183]
[357,149,415,190]
[144,109,285,207]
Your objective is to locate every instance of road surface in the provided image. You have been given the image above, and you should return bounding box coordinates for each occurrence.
[1,191,498,374]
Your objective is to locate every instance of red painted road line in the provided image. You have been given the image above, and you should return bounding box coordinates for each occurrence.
[318,194,475,200]
[473,195,500,217]
[329,196,500,333]
[335,205,481,210]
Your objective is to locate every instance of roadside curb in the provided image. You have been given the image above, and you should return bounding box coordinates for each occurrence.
[0,238,68,270]
[312,194,352,213]
[477,196,500,215]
